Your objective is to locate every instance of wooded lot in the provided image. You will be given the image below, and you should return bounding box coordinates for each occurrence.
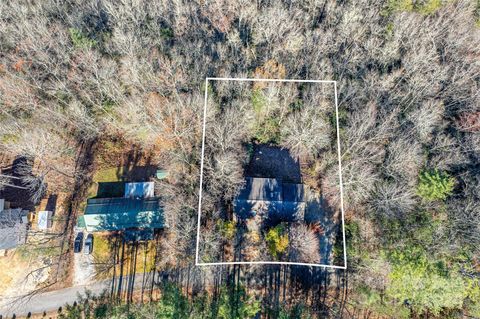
[0,0,479,317]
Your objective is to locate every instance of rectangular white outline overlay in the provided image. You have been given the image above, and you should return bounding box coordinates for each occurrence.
[195,77,347,270]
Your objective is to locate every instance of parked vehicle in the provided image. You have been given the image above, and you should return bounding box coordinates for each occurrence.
[84,234,94,254]
[74,232,84,253]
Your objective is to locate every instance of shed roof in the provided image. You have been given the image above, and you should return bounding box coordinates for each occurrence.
[156,170,168,180]
[124,182,155,199]
[37,211,53,230]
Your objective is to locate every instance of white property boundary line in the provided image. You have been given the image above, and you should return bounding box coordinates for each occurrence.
[195,77,347,270]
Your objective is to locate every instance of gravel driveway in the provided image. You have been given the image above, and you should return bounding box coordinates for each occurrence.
[73,230,96,285]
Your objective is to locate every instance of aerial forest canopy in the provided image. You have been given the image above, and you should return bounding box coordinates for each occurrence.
[0,0,479,317]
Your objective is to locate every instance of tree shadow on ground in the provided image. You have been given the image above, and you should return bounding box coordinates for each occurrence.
[0,156,37,210]
[96,182,125,198]
[121,149,157,182]
[245,144,301,183]
[45,194,58,212]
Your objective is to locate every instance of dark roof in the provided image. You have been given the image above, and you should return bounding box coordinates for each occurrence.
[85,197,160,215]
[283,183,304,202]
[236,178,304,203]
[237,178,282,201]
[83,197,165,232]
[234,177,305,221]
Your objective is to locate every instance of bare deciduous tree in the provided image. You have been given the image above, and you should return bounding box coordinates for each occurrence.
[281,105,331,159]
[288,224,320,264]
[369,181,416,219]
[408,99,445,144]
[383,137,423,185]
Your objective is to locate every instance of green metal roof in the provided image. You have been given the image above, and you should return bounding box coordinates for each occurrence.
[156,169,168,179]
[83,197,165,232]
[77,215,86,228]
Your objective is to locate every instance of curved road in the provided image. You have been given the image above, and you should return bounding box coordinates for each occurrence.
[0,273,150,318]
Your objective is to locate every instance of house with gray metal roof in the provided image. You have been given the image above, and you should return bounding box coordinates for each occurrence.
[233,177,305,221]
[0,207,29,253]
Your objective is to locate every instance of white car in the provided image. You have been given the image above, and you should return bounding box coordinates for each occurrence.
[84,234,94,255]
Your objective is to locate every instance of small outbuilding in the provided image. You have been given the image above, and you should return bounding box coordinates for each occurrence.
[37,210,53,230]
[124,182,155,199]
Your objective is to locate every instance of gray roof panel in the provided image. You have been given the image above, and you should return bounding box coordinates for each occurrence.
[237,177,282,201]
[234,178,305,221]
[0,209,28,250]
